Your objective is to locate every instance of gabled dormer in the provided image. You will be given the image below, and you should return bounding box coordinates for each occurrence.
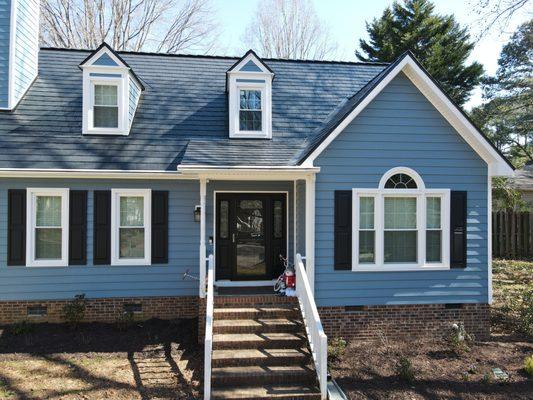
[227,50,274,139]
[79,43,144,136]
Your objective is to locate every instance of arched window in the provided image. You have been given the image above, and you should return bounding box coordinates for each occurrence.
[352,167,450,271]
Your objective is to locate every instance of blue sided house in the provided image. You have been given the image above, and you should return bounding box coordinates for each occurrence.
[0,1,515,399]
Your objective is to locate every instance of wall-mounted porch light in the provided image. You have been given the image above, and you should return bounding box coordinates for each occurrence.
[194,205,201,222]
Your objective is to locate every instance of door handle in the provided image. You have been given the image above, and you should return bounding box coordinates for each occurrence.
[232,233,235,243]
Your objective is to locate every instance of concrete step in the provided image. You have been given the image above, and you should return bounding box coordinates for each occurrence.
[211,365,317,387]
[214,306,300,320]
[211,383,321,400]
[213,332,306,350]
[212,348,311,367]
[213,318,303,334]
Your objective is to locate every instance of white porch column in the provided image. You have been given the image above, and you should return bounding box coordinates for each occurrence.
[199,177,207,298]
[305,174,316,293]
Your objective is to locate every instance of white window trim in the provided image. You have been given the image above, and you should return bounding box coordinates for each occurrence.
[351,168,450,272]
[228,74,272,139]
[82,67,130,136]
[111,189,152,266]
[26,188,69,267]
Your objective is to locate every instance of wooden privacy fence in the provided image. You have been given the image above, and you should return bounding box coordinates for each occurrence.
[492,211,533,259]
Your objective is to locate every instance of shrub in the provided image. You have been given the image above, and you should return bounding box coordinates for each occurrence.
[10,321,34,335]
[62,294,86,328]
[517,290,533,337]
[448,323,473,353]
[115,312,135,331]
[524,355,533,376]
[328,337,347,361]
[395,356,416,383]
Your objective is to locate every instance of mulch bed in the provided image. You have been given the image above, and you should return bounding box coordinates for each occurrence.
[330,331,532,400]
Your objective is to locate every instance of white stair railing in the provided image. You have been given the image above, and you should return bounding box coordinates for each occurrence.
[204,254,214,400]
[295,253,328,399]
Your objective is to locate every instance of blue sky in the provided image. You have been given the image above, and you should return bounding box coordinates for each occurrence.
[211,0,531,108]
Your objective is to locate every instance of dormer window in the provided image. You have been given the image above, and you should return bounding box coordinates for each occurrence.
[79,43,144,136]
[239,89,262,131]
[227,50,274,139]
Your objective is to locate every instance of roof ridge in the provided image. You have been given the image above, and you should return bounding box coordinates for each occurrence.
[39,47,390,66]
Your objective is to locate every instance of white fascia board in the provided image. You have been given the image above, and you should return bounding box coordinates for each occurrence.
[229,52,273,75]
[177,165,320,180]
[0,168,192,179]
[302,55,513,177]
[82,46,127,68]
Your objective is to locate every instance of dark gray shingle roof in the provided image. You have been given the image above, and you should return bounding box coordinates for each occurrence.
[0,49,387,170]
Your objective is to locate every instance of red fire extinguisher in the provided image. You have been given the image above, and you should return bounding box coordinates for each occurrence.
[284,264,296,289]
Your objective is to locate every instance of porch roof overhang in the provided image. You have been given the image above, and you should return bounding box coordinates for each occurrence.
[176,164,320,180]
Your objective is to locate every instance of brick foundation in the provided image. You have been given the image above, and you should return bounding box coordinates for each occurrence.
[318,303,490,341]
[0,296,198,325]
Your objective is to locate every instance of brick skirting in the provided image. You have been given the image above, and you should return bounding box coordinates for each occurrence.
[0,296,198,324]
[318,303,490,341]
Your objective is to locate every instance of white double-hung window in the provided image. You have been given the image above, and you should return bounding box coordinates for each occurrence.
[26,188,69,267]
[111,189,151,266]
[352,167,450,271]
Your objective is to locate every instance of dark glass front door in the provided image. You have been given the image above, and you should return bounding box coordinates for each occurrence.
[216,193,286,281]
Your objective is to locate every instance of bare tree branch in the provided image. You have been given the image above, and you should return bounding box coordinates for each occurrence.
[469,0,532,38]
[242,0,337,60]
[40,0,220,54]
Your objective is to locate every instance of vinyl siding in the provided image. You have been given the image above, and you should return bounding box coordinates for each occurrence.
[0,179,200,300]
[129,77,141,126]
[12,0,38,104]
[92,53,119,66]
[0,0,11,108]
[313,72,489,307]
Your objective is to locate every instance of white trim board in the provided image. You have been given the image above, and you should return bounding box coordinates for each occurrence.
[301,54,513,177]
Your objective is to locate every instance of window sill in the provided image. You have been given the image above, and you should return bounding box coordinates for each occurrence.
[351,264,450,272]
[111,259,152,267]
[230,132,271,139]
[83,129,129,136]
[25,262,68,268]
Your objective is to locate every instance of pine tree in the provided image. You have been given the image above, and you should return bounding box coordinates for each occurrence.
[356,0,483,105]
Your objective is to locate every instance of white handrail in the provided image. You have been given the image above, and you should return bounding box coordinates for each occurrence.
[204,254,214,400]
[295,253,328,399]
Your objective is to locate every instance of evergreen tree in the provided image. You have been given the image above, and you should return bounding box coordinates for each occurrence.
[471,20,532,166]
[356,0,483,105]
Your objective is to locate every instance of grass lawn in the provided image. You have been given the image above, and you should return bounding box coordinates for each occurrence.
[0,319,201,399]
[330,259,533,399]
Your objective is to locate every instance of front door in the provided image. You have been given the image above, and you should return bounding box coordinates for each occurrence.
[216,193,286,281]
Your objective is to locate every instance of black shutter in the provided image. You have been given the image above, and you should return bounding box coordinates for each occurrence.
[450,191,467,268]
[8,189,26,266]
[151,191,168,264]
[334,190,352,270]
[93,190,111,265]
[69,190,87,265]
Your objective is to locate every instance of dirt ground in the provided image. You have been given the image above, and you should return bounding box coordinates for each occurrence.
[330,259,533,400]
[0,319,201,399]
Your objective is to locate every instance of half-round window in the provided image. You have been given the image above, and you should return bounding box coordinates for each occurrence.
[384,173,418,189]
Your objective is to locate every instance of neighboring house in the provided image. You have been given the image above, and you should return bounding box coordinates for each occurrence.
[514,161,533,206]
[0,1,514,399]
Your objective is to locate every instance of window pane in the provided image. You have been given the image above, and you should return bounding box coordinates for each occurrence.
[94,85,117,106]
[273,200,283,239]
[94,106,119,128]
[359,197,374,229]
[384,197,416,229]
[35,228,62,259]
[219,200,229,239]
[36,196,61,227]
[359,231,375,263]
[426,197,441,229]
[239,90,261,110]
[426,230,442,262]
[120,197,144,227]
[384,173,417,189]
[119,228,145,258]
[239,110,262,131]
[384,231,417,263]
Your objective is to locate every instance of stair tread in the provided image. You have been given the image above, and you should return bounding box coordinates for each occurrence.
[213,348,310,360]
[212,383,321,399]
[212,364,315,377]
[214,318,301,327]
[215,306,299,313]
[214,332,305,343]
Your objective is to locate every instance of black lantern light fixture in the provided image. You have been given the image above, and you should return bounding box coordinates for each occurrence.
[194,205,201,222]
